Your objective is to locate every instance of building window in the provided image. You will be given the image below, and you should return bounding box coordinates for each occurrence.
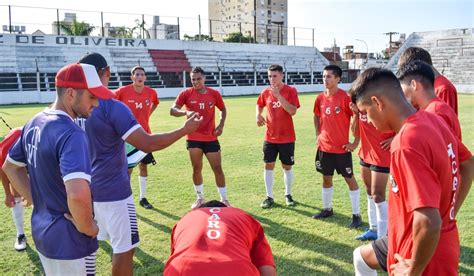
[268,0,271,5]
[268,10,271,15]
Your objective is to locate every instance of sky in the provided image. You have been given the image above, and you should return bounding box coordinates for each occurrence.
[1,0,473,54]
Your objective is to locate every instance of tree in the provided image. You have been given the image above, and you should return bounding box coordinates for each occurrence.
[132,19,150,39]
[113,26,134,38]
[59,19,95,36]
[223,32,254,43]
[183,34,213,41]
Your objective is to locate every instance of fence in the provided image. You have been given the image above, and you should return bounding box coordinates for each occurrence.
[0,4,319,47]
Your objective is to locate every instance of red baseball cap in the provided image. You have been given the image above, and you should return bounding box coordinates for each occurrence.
[55,63,115,99]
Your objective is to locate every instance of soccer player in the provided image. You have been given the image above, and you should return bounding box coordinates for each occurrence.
[163,200,276,276]
[256,64,300,208]
[397,60,473,215]
[115,65,159,209]
[398,46,458,114]
[350,103,393,241]
[79,52,201,276]
[312,65,361,228]
[1,127,27,251]
[3,63,115,274]
[170,67,229,209]
[350,68,472,275]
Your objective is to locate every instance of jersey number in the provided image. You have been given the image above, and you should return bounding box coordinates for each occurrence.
[272,101,281,108]
[199,103,205,109]
[135,102,143,109]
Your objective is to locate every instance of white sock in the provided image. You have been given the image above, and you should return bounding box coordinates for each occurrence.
[367,195,377,231]
[264,169,274,198]
[376,201,388,237]
[283,169,294,196]
[349,189,360,215]
[218,187,227,200]
[138,176,147,199]
[353,247,377,276]
[12,197,25,236]
[322,187,333,209]
[194,184,204,199]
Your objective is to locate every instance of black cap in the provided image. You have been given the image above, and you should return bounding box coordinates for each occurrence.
[78,52,108,72]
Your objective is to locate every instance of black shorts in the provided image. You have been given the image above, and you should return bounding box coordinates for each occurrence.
[359,159,389,173]
[263,142,295,165]
[141,153,156,165]
[371,236,388,272]
[186,140,221,154]
[315,149,353,177]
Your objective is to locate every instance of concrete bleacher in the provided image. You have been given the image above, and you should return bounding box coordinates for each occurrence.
[387,28,474,90]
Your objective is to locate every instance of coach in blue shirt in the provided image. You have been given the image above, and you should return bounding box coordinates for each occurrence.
[3,63,115,275]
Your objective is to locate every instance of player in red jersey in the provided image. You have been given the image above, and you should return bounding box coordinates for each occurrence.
[164,200,276,276]
[312,65,362,228]
[350,103,394,241]
[397,60,473,215]
[398,47,458,114]
[256,64,300,208]
[350,68,473,276]
[170,67,228,209]
[115,66,159,209]
[1,127,27,251]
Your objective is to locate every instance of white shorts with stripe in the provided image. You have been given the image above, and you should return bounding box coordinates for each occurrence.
[38,251,96,275]
[93,195,140,254]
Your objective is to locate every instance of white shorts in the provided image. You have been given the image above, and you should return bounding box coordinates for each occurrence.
[93,195,140,254]
[38,251,96,275]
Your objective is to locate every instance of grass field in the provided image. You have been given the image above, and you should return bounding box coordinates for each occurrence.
[0,93,473,275]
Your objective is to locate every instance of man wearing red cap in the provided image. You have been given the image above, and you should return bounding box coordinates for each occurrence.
[3,63,114,274]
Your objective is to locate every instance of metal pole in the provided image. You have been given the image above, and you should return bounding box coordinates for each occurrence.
[209,19,212,39]
[312,28,314,48]
[183,70,186,88]
[198,14,202,41]
[239,23,242,43]
[101,12,104,37]
[141,14,145,38]
[293,27,295,46]
[56,9,60,35]
[177,17,180,40]
[8,5,12,33]
[253,0,257,43]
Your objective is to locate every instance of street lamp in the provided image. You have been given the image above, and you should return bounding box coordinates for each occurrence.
[356,39,368,69]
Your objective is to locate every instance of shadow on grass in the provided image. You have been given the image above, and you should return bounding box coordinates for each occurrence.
[99,241,113,258]
[250,213,354,271]
[149,208,181,221]
[459,245,474,275]
[137,213,172,234]
[274,254,352,275]
[134,247,164,271]
[25,246,42,273]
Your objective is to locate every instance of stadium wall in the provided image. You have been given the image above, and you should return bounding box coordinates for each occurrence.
[0,84,353,105]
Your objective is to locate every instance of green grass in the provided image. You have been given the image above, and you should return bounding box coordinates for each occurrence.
[0,93,473,275]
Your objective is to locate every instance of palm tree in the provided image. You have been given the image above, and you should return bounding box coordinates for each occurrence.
[59,19,95,36]
[132,19,150,39]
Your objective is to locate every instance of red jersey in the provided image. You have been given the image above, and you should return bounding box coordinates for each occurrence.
[357,113,394,168]
[175,87,225,142]
[423,97,462,140]
[164,207,275,276]
[387,111,472,275]
[115,85,159,133]
[313,89,353,153]
[434,75,458,115]
[256,85,300,144]
[0,127,22,167]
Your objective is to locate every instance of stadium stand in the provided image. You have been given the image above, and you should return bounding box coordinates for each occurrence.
[0,34,329,95]
[387,28,474,89]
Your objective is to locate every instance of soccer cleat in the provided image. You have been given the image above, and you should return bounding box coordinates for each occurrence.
[285,195,296,206]
[139,198,153,209]
[221,199,231,207]
[355,229,378,241]
[14,234,27,251]
[349,214,363,228]
[312,208,334,219]
[191,198,206,209]
[260,197,274,209]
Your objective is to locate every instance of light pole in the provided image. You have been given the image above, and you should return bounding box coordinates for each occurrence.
[356,39,368,69]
